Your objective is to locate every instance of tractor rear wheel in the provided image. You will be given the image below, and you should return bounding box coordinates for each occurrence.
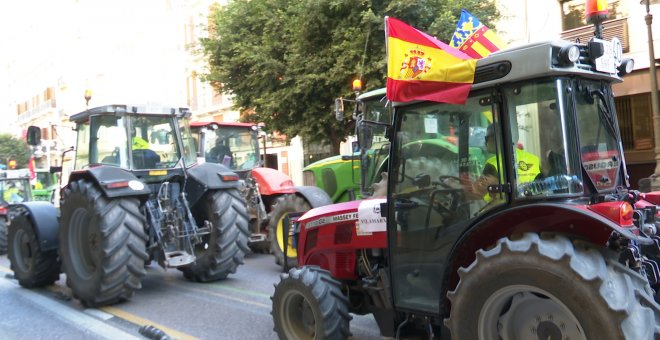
[272,266,351,340]
[59,179,148,307]
[0,218,7,254]
[180,189,249,282]
[446,233,660,340]
[268,194,310,267]
[8,214,60,287]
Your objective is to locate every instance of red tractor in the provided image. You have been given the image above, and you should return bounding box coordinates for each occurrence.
[190,122,332,266]
[271,37,660,338]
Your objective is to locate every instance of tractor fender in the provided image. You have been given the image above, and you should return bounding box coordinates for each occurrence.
[444,202,652,294]
[293,185,333,208]
[185,162,242,206]
[251,167,296,195]
[10,201,59,252]
[186,162,242,190]
[68,166,151,199]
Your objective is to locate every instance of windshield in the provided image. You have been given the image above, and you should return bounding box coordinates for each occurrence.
[75,114,188,170]
[574,79,622,192]
[0,179,31,203]
[204,125,259,171]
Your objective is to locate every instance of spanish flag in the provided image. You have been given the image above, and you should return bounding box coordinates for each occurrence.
[386,17,476,104]
[450,10,506,59]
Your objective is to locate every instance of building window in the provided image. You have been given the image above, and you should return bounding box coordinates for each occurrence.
[615,94,654,151]
[560,0,623,31]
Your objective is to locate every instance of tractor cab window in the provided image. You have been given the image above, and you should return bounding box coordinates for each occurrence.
[357,94,391,196]
[574,80,622,192]
[504,79,583,199]
[130,116,183,169]
[177,118,198,166]
[389,94,495,313]
[74,115,129,169]
[205,125,259,171]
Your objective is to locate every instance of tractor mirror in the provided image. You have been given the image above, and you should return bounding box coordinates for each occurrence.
[334,98,344,121]
[26,126,41,146]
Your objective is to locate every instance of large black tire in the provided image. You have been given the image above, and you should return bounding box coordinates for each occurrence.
[179,189,249,282]
[59,179,148,307]
[446,233,660,339]
[8,214,60,287]
[268,195,311,267]
[0,218,7,255]
[272,266,352,340]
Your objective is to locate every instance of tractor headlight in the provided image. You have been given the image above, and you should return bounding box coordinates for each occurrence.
[558,44,580,65]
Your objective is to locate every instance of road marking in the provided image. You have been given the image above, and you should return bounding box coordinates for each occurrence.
[0,278,140,340]
[101,306,199,340]
[41,284,198,340]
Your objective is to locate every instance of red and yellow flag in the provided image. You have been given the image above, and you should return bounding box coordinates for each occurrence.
[386,17,476,104]
[450,10,506,59]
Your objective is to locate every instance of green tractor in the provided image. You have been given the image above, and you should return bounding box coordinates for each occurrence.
[303,88,391,202]
[32,169,58,203]
[304,87,488,202]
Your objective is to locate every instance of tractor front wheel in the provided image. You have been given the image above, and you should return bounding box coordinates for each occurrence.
[180,189,249,282]
[59,179,148,307]
[268,195,310,267]
[446,233,660,340]
[8,214,60,287]
[272,266,351,340]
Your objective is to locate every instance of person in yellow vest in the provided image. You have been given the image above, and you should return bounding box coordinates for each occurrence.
[469,124,541,202]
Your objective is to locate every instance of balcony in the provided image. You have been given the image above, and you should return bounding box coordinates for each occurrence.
[16,99,57,125]
[560,17,629,52]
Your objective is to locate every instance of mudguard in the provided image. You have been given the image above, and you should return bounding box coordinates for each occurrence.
[185,162,242,206]
[68,166,151,199]
[10,202,59,252]
[294,185,333,208]
[252,167,296,195]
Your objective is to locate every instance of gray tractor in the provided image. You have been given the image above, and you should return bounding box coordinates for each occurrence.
[8,104,249,307]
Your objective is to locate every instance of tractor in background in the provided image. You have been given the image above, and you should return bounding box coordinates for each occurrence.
[32,169,58,204]
[0,169,33,255]
[272,30,660,339]
[190,121,331,267]
[8,104,249,307]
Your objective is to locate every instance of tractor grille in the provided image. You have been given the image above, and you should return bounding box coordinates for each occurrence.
[334,223,353,245]
[304,229,318,254]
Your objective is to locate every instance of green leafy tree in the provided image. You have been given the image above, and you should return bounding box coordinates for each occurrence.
[200,0,500,153]
[0,134,31,169]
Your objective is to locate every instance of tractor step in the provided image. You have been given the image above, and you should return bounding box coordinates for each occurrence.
[164,250,196,267]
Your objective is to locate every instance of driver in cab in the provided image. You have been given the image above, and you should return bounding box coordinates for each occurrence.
[468,124,541,202]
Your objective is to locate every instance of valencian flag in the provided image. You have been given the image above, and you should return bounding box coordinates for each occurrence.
[386,17,476,104]
[450,9,506,59]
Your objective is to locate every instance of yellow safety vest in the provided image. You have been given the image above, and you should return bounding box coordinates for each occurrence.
[484,148,540,201]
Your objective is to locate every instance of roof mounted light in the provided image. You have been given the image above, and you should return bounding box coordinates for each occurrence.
[558,44,580,65]
[618,58,634,76]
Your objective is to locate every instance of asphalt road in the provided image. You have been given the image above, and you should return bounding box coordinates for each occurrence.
[0,252,383,340]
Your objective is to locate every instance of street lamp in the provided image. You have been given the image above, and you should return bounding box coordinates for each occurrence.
[642,0,660,189]
[84,89,93,108]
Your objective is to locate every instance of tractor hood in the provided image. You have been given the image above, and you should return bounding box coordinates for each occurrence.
[298,198,387,234]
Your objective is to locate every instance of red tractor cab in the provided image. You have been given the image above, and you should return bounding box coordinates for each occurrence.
[190,121,332,267]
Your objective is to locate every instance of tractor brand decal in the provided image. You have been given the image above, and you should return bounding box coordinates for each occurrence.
[357,199,387,233]
[304,212,358,229]
[583,159,618,171]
